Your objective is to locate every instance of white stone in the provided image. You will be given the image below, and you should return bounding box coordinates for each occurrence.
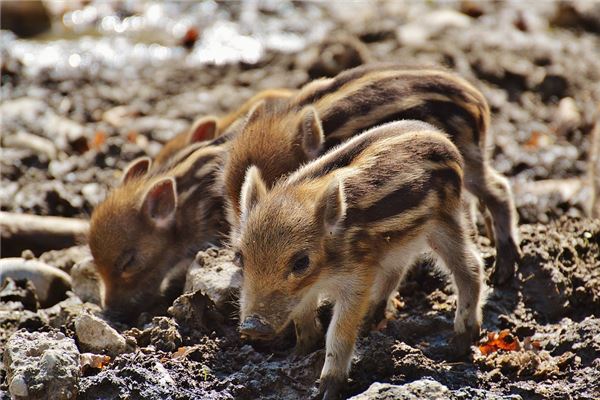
[184,248,242,311]
[74,313,127,356]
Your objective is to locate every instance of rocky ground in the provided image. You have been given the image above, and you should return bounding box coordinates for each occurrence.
[1,1,600,399]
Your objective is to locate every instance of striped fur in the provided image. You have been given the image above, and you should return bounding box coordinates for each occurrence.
[89,143,228,321]
[225,63,520,284]
[234,121,485,398]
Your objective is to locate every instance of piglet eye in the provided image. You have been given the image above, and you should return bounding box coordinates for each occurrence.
[233,251,244,268]
[292,254,310,274]
[118,251,136,274]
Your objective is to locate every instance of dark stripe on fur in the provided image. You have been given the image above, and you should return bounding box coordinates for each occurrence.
[320,75,419,134]
[299,136,376,181]
[369,100,480,143]
[380,214,430,242]
[344,167,461,226]
[296,64,390,107]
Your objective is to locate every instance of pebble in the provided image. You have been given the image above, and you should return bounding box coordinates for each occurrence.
[74,313,128,356]
[70,257,102,305]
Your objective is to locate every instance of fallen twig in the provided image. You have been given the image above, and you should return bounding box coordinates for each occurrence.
[0,212,89,256]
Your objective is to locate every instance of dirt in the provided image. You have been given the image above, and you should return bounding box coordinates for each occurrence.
[1,1,600,399]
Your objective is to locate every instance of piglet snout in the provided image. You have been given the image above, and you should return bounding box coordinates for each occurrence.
[240,315,275,339]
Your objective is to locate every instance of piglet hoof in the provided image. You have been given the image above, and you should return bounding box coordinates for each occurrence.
[449,325,480,361]
[491,239,521,286]
[316,375,345,400]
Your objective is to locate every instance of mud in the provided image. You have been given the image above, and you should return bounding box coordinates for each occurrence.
[2,1,600,399]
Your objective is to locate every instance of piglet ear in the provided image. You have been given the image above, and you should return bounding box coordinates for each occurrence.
[315,178,346,234]
[245,100,267,124]
[142,177,177,229]
[122,156,152,184]
[188,117,218,143]
[298,107,325,159]
[240,166,267,225]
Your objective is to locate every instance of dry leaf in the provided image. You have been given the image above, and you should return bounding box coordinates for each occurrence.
[479,330,521,355]
[80,353,111,373]
[89,131,106,150]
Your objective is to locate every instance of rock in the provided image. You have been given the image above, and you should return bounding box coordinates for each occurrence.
[39,245,90,274]
[551,1,600,34]
[350,380,522,399]
[2,131,58,159]
[70,257,102,305]
[3,330,80,400]
[185,248,242,313]
[349,379,450,400]
[142,317,183,353]
[168,290,223,332]
[397,9,472,47]
[0,258,72,308]
[534,72,569,102]
[0,277,39,311]
[0,304,49,348]
[43,296,102,329]
[74,313,128,357]
[0,0,51,38]
[302,34,372,79]
[552,97,581,136]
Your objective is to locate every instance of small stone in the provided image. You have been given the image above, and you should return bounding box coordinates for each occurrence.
[70,257,101,305]
[0,277,39,311]
[168,290,222,332]
[2,131,57,159]
[185,248,242,313]
[552,97,581,136]
[74,313,128,357]
[43,296,102,329]
[349,379,451,399]
[21,250,35,260]
[146,317,182,353]
[9,374,28,397]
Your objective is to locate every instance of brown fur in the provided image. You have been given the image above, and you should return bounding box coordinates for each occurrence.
[234,121,485,398]
[89,144,228,321]
[225,63,520,284]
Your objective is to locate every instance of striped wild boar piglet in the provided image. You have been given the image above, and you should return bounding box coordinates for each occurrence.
[233,121,485,400]
[89,143,228,322]
[225,64,520,285]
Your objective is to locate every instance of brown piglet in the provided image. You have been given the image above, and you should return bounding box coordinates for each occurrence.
[233,121,485,399]
[89,144,228,321]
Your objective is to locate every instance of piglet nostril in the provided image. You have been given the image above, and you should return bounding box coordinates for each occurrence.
[240,315,274,338]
